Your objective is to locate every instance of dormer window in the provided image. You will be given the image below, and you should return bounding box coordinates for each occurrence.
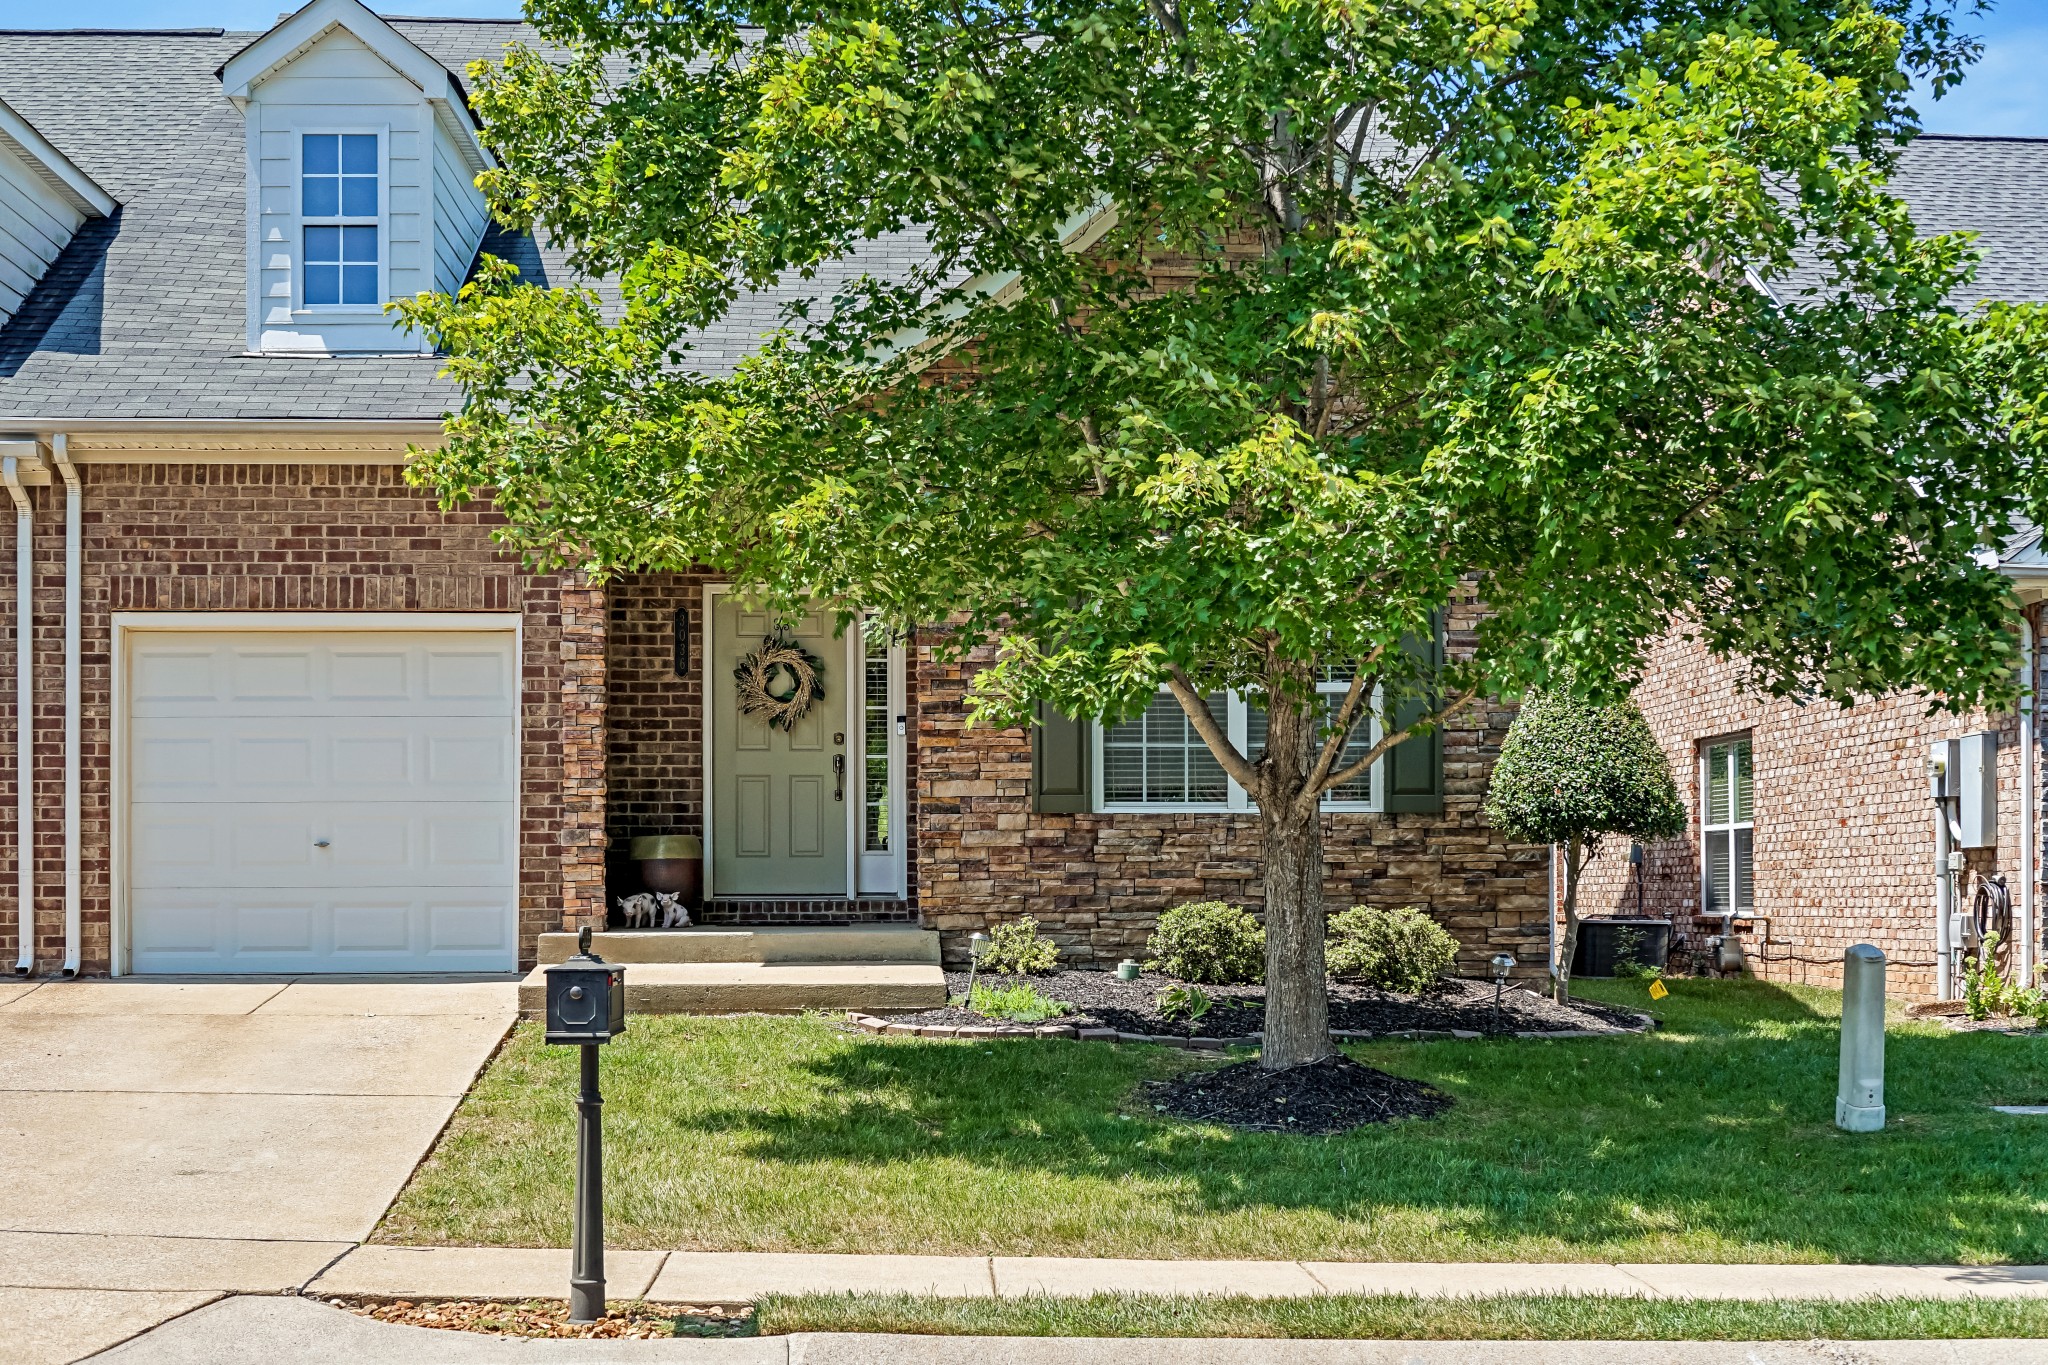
[300,132,380,307]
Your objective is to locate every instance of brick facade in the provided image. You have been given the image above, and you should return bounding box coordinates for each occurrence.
[1575,613,2046,1000]
[0,461,604,976]
[914,605,1554,973]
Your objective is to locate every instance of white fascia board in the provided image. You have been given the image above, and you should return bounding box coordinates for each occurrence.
[0,97,114,218]
[216,0,495,172]
[871,196,1120,371]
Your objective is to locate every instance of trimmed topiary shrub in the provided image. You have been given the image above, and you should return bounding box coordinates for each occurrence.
[1146,901,1266,985]
[1484,690,1685,1002]
[1324,906,1458,993]
[980,915,1061,975]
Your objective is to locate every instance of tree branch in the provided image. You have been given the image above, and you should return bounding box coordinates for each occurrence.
[1165,667,1261,790]
[1318,687,1479,796]
[1303,648,1385,792]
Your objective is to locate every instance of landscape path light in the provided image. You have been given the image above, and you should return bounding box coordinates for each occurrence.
[543,925,627,1322]
[1489,953,1517,1031]
[965,931,990,1001]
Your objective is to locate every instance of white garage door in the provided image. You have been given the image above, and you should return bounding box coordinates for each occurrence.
[126,630,519,974]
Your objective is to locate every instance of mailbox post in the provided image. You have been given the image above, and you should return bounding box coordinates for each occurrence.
[544,926,626,1322]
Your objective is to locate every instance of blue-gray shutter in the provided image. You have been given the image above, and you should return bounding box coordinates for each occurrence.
[1383,616,1445,814]
[1032,703,1092,813]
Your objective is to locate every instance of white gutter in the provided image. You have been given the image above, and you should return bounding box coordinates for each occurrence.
[51,437,80,977]
[2,456,30,975]
[2024,614,2038,992]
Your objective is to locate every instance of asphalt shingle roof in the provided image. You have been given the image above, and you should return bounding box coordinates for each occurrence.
[0,22,2042,424]
[0,18,932,421]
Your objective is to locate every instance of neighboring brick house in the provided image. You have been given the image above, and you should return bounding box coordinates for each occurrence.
[0,0,1543,984]
[1572,137,2048,1003]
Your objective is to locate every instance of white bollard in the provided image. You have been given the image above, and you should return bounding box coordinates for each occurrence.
[1836,944,1886,1133]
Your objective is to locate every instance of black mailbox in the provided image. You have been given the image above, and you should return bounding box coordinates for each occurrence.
[545,928,627,1045]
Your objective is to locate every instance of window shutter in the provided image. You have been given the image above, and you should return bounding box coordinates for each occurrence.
[1032,702,1092,813]
[1383,616,1445,814]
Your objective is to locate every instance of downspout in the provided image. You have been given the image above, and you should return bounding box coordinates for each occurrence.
[52,437,79,977]
[2023,614,2038,992]
[3,457,30,975]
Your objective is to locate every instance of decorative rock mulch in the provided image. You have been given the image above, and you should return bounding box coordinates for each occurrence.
[852,970,1653,1046]
[329,1297,750,1339]
[1148,1053,1453,1133]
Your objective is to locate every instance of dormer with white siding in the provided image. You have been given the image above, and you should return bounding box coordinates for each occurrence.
[218,0,492,355]
[0,95,114,329]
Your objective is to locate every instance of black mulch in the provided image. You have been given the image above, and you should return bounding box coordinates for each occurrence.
[899,969,1639,1037]
[1148,1053,1452,1133]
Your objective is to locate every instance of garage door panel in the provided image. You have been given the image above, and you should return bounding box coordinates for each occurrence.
[130,719,514,803]
[129,634,518,719]
[131,801,516,889]
[126,628,518,975]
[130,889,516,974]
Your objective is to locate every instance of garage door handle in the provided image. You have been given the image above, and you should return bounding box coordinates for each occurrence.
[314,839,330,848]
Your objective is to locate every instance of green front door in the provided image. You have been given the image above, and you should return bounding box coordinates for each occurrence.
[710,597,850,897]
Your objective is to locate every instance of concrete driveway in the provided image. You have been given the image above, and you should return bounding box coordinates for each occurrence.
[0,976,515,1363]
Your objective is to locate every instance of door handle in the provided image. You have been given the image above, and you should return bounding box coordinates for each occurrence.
[833,754,846,802]
[313,839,330,849]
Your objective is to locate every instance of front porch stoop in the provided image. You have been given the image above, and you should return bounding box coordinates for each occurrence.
[517,925,947,1016]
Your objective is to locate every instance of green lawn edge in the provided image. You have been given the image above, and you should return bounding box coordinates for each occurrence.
[750,1291,2048,1340]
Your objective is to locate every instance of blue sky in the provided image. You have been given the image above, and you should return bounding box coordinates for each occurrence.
[14,0,2048,137]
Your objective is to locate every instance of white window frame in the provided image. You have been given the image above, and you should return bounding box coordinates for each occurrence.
[855,618,906,896]
[294,125,389,315]
[1699,734,1755,916]
[1092,682,1383,814]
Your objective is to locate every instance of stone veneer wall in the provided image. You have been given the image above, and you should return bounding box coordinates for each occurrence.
[0,463,600,975]
[1574,614,2046,999]
[914,605,1553,973]
[602,572,919,922]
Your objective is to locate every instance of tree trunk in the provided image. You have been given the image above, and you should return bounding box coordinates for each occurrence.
[1258,690,1332,1069]
[1554,835,1584,1005]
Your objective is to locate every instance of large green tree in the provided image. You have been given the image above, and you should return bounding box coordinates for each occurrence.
[400,0,2048,1069]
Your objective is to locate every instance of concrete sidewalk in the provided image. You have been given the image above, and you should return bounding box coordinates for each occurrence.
[302,1246,2048,1305]
[86,1295,2048,1365]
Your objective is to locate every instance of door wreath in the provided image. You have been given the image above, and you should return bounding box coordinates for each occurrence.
[734,634,826,731]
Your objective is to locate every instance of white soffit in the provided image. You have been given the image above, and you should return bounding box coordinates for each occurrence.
[0,96,114,218]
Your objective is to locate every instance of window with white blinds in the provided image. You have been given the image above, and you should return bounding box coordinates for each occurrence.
[1702,737,1754,915]
[1096,680,1380,812]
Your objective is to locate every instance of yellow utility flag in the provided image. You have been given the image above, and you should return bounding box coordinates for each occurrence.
[1647,979,1669,1000]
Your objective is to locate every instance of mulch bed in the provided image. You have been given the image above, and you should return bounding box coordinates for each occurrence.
[330,1297,751,1339]
[898,969,1638,1039]
[1147,1053,1453,1133]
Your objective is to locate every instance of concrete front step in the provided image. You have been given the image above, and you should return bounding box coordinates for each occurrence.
[517,962,948,1016]
[536,924,940,966]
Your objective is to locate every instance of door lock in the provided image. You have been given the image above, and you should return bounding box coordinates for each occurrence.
[833,754,846,802]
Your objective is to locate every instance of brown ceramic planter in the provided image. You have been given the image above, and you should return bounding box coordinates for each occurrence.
[631,835,703,906]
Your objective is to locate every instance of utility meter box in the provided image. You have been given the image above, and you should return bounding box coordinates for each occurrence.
[1956,731,1998,849]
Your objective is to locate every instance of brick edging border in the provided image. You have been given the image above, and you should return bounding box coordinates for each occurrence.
[845,1011,1657,1047]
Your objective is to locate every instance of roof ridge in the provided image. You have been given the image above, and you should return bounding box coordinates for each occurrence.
[0,27,227,35]
[1913,132,2048,145]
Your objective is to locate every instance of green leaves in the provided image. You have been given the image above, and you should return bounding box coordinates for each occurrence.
[406,0,2047,769]
[1485,692,1687,853]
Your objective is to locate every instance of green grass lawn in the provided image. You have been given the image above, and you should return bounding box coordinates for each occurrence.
[379,979,2048,1263]
[749,1292,2048,1340]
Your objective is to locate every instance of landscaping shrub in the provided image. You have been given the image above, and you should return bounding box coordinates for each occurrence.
[967,981,1072,1023]
[1146,901,1265,985]
[1324,906,1457,992]
[979,915,1060,975]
